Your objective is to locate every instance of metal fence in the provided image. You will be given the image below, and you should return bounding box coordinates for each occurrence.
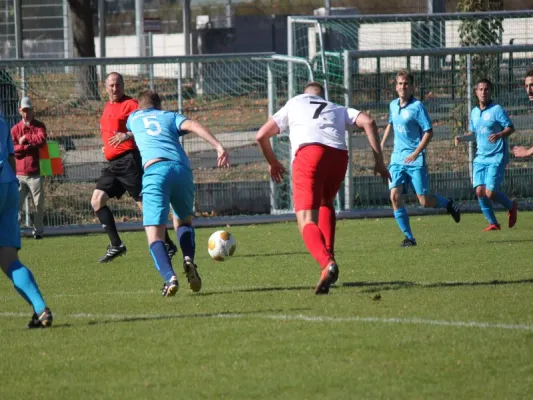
[340,45,533,210]
[0,53,314,229]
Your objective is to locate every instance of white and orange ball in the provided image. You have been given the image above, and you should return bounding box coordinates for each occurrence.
[207,230,237,261]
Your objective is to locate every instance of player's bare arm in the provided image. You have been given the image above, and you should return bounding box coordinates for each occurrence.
[405,129,433,164]
[488,126,514,143]
[380,123,392,150]
[256,118,286,183]
[354,112,390,181]
[181,120,229,168]
[513,145,533,158]
[455,131,475,146]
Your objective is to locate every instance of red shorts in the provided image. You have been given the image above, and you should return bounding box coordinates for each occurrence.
[292,144,349,212]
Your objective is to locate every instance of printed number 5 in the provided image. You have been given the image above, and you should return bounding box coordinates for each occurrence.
[143,116,162,136]
[310,101,327,119]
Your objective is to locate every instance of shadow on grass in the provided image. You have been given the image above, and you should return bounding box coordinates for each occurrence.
[341,278,533,293]
[197,284,315,297]
[84,307,310,326]
[236,251,309,258]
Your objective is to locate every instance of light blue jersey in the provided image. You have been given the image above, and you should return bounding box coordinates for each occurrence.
[470,103,513,165]
[389,97,432,167]
[126,109,190,168]
[0,113,17,183]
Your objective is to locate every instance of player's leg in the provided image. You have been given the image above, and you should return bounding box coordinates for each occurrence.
[292,145,337,294]
[413,167,461,223]
[169,164,201,292]
[28,176,45,239]
[127,149,177,255]
[389,165,415,246]
[142,162,178,296]
[0,181,52,328]
[473,163,500,231]
[318,148,348,258]
[485,163,517,228]
[92,165,126,262]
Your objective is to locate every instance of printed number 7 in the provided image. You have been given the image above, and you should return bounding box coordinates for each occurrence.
[310,101,327,119]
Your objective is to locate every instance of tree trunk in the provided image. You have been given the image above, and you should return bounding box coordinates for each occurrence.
[68,0,100,100]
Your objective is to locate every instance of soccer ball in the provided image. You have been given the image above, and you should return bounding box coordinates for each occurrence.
[207,230,237,261]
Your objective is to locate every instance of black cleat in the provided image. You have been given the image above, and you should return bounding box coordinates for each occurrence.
[400,237,417,247]
[33,232,43,240]
[165,240,178,260]
[183,257,202,292]
[447,198,461,223]
[27,308,53,329]
[98,243,127,263]
[161,276,179,297]
[315,263,339,295]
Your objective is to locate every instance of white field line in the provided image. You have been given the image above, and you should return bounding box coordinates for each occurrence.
[0,311,532,332]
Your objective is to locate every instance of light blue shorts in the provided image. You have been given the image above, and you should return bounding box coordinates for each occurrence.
[0,181,21,249]
[142,161,195,226]
[473,162,505,192]
[388,164,430,195]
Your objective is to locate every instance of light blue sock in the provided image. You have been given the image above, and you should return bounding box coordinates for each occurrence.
[434,194,449,209]
[478,196,498,225]
[494,191,513,210]
[6,260,46,314]
[394,207,414,240]
[149,240,176,282]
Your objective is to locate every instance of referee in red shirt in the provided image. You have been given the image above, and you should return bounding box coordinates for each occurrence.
[91,72,176,263]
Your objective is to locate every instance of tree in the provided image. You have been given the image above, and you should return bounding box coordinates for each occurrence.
[68,0,100,100]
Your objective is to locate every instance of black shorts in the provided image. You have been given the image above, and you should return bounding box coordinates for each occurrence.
[96,150,143,201]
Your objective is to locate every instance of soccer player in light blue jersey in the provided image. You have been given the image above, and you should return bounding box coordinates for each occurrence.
[455,78,517,231]
[0,111,52,328]
[126,90,229,296]
[381,70,461,247]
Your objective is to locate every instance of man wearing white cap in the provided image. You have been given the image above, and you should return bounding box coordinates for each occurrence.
[11,96,47,239]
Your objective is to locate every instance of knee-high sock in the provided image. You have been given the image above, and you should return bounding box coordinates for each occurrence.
[318,205,336,256]
[494,191,513,210]
[434,194,449,209]
[394,207,414,240]
[96,206,121,246]
[302,223,332,269]
[6,260,46,314]
[149,240,175,281]
[178,225,195,261]
[478,196,498,225]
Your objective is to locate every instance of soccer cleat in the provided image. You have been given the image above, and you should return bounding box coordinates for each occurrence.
[27,308,53,329]
[183,257,202,292]
[165,240,178,260]
[508,202,518,228]
[482,223,501,232]
[161,276,179,297]
[314,263,339,295]
[447,199,461,223]
[33,232,43,240]
[98,243,127,263]
[400,237,417,247]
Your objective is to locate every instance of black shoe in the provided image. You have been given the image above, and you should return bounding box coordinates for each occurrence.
[27,308,53,329]
[161,276,179,297]
[98,243,127,263]
[315,263,339,295]
[165,240,178,260]
[447,198,461,223]
[33,233,43,240]
[400,237,417,247]
[183,257,202,292]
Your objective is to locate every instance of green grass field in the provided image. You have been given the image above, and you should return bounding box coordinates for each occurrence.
[1,212,533,399]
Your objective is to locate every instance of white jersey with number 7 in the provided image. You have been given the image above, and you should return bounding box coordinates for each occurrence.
[271,94,361,159]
